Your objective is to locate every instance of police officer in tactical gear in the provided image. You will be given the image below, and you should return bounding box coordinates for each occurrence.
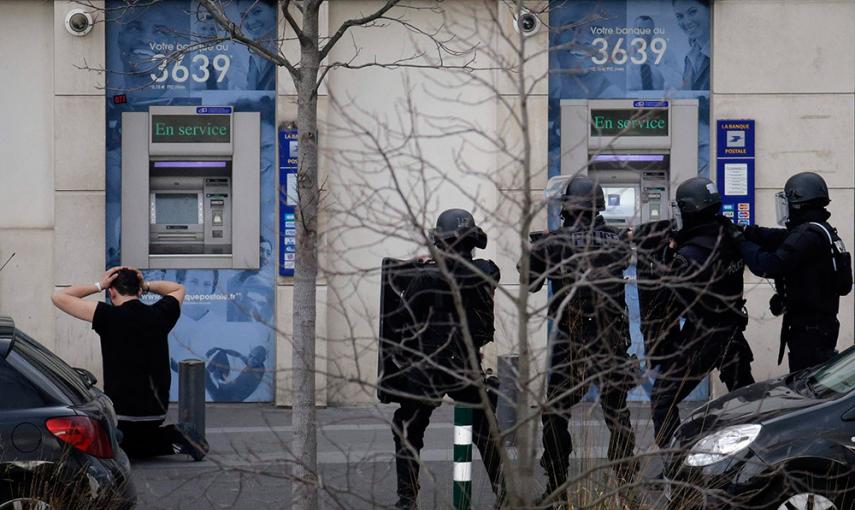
[633,220,678,365]
[651,177,755,449]
[729,171,852,372]
[389,209,505,509]
[525,175,637,503]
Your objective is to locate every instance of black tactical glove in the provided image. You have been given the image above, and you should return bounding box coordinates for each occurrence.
[769,293,785,316]
[718,216,745,245]
[742,223,759,239]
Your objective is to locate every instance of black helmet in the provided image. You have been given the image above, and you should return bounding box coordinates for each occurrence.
[675,177,721,214]
[784,171,829,208]
[562,175,606,212]
[432,209,487,249]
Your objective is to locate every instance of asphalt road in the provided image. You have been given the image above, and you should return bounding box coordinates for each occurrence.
[131,403,689,509]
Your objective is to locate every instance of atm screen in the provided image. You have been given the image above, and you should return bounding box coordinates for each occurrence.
[601,186,639,223]
[154,193,200,225]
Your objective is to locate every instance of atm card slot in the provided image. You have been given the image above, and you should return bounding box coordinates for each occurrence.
[155,233,201,241]
[150,244,205,255]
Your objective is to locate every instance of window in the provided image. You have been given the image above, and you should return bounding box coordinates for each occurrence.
[809,346,855,397]
[11,333,92,405]
[0,357,48,410]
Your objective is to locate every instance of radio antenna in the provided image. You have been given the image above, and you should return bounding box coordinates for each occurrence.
[0,253,15,273]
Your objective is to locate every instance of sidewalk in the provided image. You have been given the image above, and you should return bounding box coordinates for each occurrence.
[131,402,684,509]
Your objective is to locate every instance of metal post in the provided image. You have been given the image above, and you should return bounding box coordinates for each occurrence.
[178,359,206,438]
[496,354,520,446]
[453,405,472,510]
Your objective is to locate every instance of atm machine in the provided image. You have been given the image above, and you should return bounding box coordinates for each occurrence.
[559,99,699,227]
[121,106,260,269]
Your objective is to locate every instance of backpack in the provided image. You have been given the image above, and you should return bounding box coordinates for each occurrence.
[809,222,853,296]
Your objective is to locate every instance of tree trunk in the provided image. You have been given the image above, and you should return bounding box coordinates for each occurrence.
[292,5,321,510]
[512,1,536,503]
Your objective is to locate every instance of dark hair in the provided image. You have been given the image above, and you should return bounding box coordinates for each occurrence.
[112,269,141,296]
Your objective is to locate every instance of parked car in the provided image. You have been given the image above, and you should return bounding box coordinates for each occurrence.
[665,344,855,510]
[0,317,136,509]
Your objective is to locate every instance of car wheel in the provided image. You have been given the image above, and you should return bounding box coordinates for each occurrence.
[777,492,837,510]
[0,498,52,510]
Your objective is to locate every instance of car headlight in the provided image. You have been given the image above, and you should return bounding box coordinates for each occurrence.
[684,424,762,467]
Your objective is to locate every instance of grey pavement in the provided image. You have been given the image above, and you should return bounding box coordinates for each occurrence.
[131,402,698,509]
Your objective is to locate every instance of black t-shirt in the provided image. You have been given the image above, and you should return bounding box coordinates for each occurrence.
[92,296,181,418]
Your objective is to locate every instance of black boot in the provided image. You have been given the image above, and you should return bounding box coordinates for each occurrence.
[395,497,418,510]
[395,453,419,509]
[392,401,432,510]
[538,453,569,509]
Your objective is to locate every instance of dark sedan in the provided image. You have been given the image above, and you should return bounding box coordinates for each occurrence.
[0,317,136,509]
[665,344,855,510]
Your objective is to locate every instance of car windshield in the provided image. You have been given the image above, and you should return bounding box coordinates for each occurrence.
[807,345,855,397]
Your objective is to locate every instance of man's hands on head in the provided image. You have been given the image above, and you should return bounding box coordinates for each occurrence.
[129,267,150,293]
[99,266,125,291]
[51,268,128,323]
[51,265,186,322]
[144,275,186,305]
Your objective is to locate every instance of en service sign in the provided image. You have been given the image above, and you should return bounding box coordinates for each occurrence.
[151,114,231,143]
[590,109,668,137]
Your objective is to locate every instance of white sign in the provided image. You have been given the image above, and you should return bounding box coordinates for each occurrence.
[724,163,748,196]
[286,173,298,206]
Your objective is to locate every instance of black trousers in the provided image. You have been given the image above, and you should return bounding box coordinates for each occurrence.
[392,372,504,505]
[118,419,184,458]
[541,324,637,492]
[651,331,754,449]
[783,315,839,373]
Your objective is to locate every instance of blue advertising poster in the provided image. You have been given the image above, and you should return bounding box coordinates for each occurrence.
[716,120,756,226]
[548,0,712,401]
[105,0,277,402]
[548,0,711,178]
[279,129,298,277]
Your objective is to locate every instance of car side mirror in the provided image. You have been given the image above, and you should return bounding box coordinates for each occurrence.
[74,367,98,388]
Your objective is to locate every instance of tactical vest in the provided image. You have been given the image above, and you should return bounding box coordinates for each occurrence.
[675,225,747,329]
[777,220,844,317]
[537,221,629,332]
[402,258,499,361]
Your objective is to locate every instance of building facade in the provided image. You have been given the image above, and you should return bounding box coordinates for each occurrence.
[0,0,852,405]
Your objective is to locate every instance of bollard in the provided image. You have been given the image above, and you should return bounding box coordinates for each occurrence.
[496,354,519,446]
[178,359,206,438]
[453,405,473,510]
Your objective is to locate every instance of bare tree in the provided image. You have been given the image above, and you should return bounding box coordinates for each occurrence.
[66,2,809,509]
[192,3,447,509]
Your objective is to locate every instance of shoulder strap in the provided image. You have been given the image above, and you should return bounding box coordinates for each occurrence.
[809,222,839,271]
[808,222,835,243]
